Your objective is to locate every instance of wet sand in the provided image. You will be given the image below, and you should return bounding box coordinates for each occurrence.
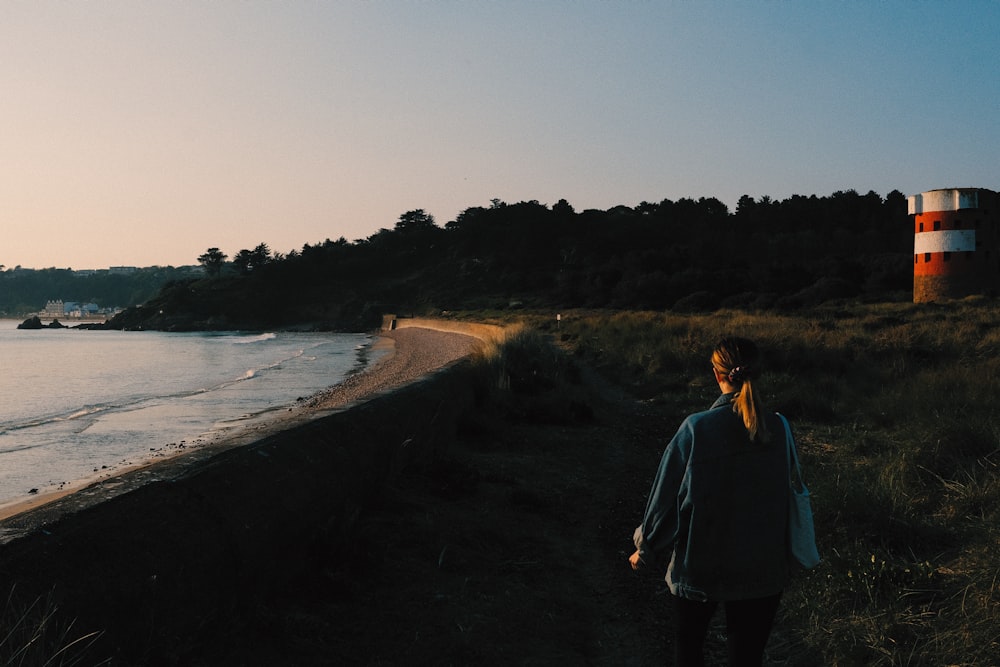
[0,326,486,522]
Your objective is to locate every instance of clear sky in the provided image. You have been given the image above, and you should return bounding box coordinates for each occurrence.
[2,1,998,270]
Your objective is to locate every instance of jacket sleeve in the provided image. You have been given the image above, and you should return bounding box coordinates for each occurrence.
[633,420,692,564]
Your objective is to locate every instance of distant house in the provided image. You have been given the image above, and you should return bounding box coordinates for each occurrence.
[40,299,111,320]
[42,300,64,318]
[65,302,101,318]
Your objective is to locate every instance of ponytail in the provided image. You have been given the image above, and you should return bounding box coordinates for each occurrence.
[712,337,770,443]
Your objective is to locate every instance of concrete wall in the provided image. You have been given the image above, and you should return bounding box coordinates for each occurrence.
[0,361,479,664]
[391,316,505,343]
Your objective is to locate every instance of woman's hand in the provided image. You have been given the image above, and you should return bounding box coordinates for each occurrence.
[629,550,643,570]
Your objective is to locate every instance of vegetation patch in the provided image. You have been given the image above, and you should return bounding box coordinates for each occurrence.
[548,302,1000,665]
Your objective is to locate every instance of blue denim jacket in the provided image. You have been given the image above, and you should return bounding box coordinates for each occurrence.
[634,393,791,601]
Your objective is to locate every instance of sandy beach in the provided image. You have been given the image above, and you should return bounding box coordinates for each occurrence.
[305,326,485,411]
[0,326,485,522]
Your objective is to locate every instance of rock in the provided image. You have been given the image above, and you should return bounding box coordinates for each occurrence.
[16,316,69,330]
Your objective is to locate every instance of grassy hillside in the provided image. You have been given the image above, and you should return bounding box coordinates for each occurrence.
[538,301,1000,664]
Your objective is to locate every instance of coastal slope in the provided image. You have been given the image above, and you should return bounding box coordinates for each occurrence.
[0,322,705,666]
[0,325,491,663]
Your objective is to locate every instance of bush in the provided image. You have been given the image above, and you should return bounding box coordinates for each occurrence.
[468,324,592,426]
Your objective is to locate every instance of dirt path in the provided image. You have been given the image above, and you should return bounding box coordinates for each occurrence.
[256,357,798,666]
[191,361,682,666]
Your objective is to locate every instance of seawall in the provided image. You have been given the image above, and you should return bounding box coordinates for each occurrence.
[385,314,506,342]
[0,354,481,664]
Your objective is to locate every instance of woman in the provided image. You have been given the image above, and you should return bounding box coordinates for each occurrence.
[629,337,790,667]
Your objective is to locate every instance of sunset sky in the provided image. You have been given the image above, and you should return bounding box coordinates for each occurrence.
[2,1,998,270]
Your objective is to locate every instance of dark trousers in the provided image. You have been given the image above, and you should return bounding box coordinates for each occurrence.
[673,593,782,667]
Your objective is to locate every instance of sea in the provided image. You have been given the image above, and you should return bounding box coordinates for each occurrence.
[0,320,385,510]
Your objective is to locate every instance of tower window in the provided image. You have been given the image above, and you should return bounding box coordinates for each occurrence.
[925,253,931,262]
[944,252,951,262]
[934,220,941,231]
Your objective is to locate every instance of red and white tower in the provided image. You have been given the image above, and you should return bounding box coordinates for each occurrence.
[908,188,1000,303]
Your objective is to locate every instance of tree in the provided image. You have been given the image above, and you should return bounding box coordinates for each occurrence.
[197,248,227,277]
[736,195,756,216]
[553,199,576,217]
[232,244,272,275]
[394,209,437,232]
[233,249,254,275]
[250,243,272,269]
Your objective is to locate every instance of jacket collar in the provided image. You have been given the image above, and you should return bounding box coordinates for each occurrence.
[710,392,737,410]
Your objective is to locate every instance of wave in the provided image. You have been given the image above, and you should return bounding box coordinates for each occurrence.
[232,333,277,345]
[63,405,111,421]
[1,403,108,431]
[228,347,308,386]
[0,440,50,454]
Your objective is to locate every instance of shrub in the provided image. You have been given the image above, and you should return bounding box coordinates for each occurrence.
[468,323,591,426]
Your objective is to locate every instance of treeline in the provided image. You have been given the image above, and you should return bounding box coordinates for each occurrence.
[0,266,202,317]
[109,189,913,331]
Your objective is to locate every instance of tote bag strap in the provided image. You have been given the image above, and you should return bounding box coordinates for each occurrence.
[777,412,805,489]
[777,412,821,569]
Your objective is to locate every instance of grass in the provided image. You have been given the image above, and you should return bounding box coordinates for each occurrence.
[506,300,1000,665]
[468,321,592,424]
[0,587,107,666]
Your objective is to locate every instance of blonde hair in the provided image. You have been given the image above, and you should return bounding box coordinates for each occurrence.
[711,337,770,443]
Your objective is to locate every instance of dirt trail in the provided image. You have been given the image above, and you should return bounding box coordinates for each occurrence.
[198,361,680,666]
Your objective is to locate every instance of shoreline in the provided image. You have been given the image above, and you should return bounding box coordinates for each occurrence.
[0,326,486,523]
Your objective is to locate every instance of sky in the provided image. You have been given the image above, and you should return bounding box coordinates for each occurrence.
[2,1,998,270]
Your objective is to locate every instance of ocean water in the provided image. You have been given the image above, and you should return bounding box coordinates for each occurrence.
[0,320,383,508]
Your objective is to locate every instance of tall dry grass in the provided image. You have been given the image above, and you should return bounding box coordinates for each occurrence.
[546,301,1000,666]
[467,322,594,426]
[0,587,107,666]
